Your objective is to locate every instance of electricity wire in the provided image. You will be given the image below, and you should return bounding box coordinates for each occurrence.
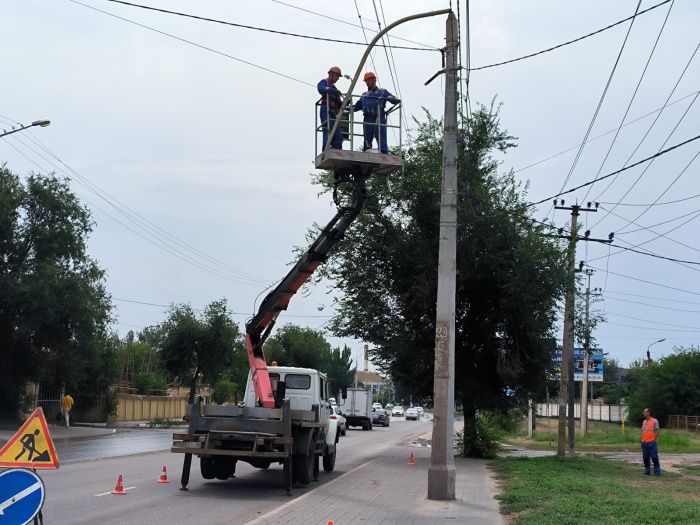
[469,0,672,71]
[100,0,437,51]
[582,0,674,202]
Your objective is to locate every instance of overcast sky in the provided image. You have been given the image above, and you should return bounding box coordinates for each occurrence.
[2,0,699,370]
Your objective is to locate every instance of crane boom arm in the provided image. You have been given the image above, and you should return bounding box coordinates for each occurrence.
[245,175,367,408]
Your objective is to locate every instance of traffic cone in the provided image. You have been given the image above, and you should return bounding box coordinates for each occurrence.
[408,452,416,466]
[158,465,170,483]
[327,522,334,525]
[111,474,127,495]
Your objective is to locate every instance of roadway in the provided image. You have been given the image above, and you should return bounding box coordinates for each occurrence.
[38,416,433,524]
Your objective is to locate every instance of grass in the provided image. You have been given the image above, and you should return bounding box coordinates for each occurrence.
[674,464,700,475]
[504,417,700,453]
[494,455,700,525]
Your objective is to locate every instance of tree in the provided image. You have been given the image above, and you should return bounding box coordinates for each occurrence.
[0,167,115,419]
[310,103,567,449]
[157,300,243,403]
[264,325,355,398]
[626,347,700,425]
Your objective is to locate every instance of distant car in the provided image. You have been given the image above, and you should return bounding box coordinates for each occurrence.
[329,397,337,406]
[372,402,383,411]
[414,406,424,416]
[391,406,404,417]
[405,407,419,421]
[372,408,390,427]
[385,403,394,411]
[330,405,347,435]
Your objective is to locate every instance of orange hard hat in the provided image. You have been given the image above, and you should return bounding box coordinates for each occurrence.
[363,71,377,82]
[328,66,342,76]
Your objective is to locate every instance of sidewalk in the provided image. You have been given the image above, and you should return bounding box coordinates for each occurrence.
[246,438,503,525]
[0,423,117,445]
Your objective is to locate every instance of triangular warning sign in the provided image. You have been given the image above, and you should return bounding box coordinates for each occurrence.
[0,407,59,469]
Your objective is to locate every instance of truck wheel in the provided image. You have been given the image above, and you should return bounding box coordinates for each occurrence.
[200,456,215,480]
[323,446,336,472]
[214,457,236,480]
[362,422,368,431]
[369,421,373,430]
[294,435,315,485]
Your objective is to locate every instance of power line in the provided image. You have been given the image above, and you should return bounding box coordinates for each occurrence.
[513,90,700,175]
[586,263,700,297]
[606,242,700,266]
[557,1,642,194]
[605,295,700,313]
[267,0,434,49]
[591,41,700,208]
[582,0,674,202]
[616,207,700,235]
[599,193,700,207]
[113,297,332,317]
[604,321,700,333]
[605,289,700,306]
[605,311,700,330]
[100,0,437,51]
[528,133,700,207]
[469,0,672,71]
[68,0,314,87]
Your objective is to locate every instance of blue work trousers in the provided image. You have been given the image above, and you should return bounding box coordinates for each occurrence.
[641,441,660,475]
[320,106,343,150]
[363,115,388,153]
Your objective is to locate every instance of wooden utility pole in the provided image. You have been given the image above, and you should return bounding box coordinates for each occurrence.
[580,269,596,436]
[428,10,459,501]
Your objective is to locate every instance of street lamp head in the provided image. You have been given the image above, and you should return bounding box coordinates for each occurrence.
[32,120,51,128]
[657,338,666,343]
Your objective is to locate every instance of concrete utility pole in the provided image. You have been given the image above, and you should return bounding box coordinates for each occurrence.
[428,11,459,501]
[552,202,610,456]
[580,269,600,436]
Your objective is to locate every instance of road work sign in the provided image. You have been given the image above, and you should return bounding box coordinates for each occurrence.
[0,408,59,469]
[0,469,45,525]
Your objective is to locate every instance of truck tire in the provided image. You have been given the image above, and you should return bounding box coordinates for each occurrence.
[362,422,369,431]
[200,456,215,480]
[214,457,236,480]
[369,421,373,430]
[294,434,315,485]
[323,446,336,472]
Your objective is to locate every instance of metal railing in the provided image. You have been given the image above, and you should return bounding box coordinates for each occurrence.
[314,93,402,158]
[667,415,700,432]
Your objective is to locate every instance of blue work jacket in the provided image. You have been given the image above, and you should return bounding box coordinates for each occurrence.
[353,87,398,119]
[317,78,342,113]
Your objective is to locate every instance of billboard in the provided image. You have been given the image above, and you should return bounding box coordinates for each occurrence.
[553,348,604,382]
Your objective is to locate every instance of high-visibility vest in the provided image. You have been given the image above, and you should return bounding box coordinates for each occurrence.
[642,417,658,443]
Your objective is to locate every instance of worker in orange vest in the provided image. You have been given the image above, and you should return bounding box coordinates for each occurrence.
[641,407,660,476]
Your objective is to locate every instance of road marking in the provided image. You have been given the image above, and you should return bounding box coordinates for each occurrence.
[94,486,137,497]
[0,480,42,515]
[243,460,375,525]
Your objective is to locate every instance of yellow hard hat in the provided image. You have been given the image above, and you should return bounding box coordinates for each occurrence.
[328,66,342,76]
[363,71,377,82]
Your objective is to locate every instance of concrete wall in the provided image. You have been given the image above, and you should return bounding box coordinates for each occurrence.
[536,402,628,423]
[115,393,187,421]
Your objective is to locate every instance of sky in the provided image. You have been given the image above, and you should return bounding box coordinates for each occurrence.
[2,0,699,371]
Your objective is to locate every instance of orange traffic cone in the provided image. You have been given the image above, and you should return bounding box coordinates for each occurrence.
[111,474,127,495]
[158,465,170,483]
[327,522,335,525]
[408,452,416,466]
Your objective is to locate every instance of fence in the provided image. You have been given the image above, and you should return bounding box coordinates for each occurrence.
[667,415,700,432]
[536,402,628,423]
[115,393,187,421]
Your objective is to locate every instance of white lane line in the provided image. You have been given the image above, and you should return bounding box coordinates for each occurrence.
[243,459,375,525]
[94,486,137,497]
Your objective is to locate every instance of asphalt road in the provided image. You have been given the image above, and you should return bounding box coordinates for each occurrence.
[38,416,433,524]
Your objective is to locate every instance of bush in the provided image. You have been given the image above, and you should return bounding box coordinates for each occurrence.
[456,412,502,458]
[212,379,237,404]
[134,372,168,395]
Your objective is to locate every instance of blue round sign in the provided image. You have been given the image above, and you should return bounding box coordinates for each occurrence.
[0,469,45,525]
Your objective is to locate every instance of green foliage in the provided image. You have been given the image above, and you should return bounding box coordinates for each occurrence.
[626,347,700,426]
[212,378,237,404]
[134,372,168,395]
[494,456,700,524]
[310,102,567,416]
[0,166,116,419]
[147,418,181,428]
[456,412,503,459]
[265,325,355,397]
[157,299,244,403]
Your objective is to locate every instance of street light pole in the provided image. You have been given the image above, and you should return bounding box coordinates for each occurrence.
[646,338,665,366]
[0,120,50,138]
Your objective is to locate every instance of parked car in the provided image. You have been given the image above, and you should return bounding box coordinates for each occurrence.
[330,405,347,436]
[391,405,405,417]
[405,407,419,420]
[372,408,390,427]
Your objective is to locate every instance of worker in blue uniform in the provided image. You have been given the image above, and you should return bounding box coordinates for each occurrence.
[318,66,344,150]
[353,72,399,154]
